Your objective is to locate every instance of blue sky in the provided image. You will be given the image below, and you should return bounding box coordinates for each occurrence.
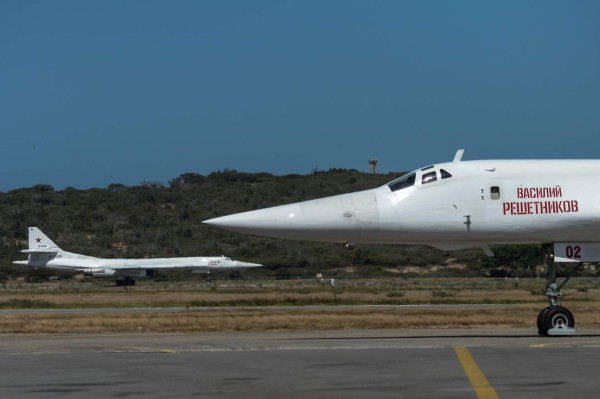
[1,0,599,191]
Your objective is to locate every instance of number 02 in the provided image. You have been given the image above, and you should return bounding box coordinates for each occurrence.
[565,245,581,259]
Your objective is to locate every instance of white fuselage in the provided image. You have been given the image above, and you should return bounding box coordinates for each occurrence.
[203,159,600,250]
[40,255,257,270]
[31,254,259,272]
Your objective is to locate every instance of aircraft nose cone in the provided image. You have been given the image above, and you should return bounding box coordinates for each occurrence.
[203,202,302,235]
[203,189,380,243]
[236,261,263,269]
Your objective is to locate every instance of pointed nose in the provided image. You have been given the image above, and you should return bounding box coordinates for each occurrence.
[203,202,302,235]
[235,261,263,269]
[203,189,380,243]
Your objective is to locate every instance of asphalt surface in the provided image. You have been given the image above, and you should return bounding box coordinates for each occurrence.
[2,328,600,398]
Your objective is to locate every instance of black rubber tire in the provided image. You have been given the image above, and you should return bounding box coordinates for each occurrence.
[544,306,575,334]
[537,306,552,335]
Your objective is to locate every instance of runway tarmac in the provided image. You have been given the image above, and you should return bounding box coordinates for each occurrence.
[2,328,600,398]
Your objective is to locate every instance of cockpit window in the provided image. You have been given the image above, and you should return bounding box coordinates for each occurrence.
[388,172,416,192]
[440,169,452,179]
[422,171,437,184]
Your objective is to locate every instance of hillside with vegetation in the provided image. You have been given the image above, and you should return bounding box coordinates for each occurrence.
[0,168,559,281]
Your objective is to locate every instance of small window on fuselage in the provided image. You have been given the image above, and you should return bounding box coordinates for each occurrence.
[491,186,500,200]
[422,171,437,184]
[440,169,452,179]
[388,172,416,192]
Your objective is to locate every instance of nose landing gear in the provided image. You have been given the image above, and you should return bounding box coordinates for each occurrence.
[537,245,578,336]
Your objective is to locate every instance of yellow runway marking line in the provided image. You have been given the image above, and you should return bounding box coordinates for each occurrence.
[453,346,500,399]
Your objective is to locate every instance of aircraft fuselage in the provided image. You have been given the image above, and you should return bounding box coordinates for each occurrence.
[204,159,600,251]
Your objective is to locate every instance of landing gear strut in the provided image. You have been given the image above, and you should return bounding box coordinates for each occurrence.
[116,277,136,287]
[537,244,577,336]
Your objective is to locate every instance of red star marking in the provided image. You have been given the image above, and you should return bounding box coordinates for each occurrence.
[35,237,42,244]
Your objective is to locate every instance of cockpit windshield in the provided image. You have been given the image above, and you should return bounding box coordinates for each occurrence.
[387,172,416,192]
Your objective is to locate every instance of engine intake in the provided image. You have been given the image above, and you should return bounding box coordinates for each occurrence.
[82,269,115,277]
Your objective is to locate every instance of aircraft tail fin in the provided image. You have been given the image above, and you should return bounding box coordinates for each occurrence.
[25,227,61,253]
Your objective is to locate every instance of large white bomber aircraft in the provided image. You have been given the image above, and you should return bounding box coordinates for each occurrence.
[204,150,600,336]
[14,227,262,286]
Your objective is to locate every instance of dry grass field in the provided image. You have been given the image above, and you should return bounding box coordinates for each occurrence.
[1,278,599,333]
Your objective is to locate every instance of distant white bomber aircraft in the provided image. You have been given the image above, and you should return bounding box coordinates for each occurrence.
[14,227,262,286]
[204,150,600,336]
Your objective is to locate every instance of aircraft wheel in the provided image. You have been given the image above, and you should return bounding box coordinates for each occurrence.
[116,280,124,287]
[537,306,552,335]
[129,280,136,286]
[545,306,574,331]
[539,306,575,336]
